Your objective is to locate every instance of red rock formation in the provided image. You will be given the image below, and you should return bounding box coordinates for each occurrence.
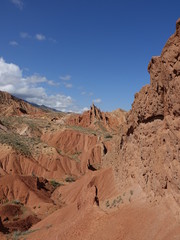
[41,129,107,173]
[127,18,180,128]
[0,203,40,233]
[0,19,180,240]
[67,103,126,132]
[0,175,54,207]
[105,19,180,205]
[0,91,45,116]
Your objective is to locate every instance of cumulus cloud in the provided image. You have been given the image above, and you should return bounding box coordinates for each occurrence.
[60,75,71,81]
[35,34,46,41]
[93,98,102,103]
[26,94,73,112]
[11,0,23,10]
[0,58,80,112]
[9,41,18,46]
[25,75,48,84]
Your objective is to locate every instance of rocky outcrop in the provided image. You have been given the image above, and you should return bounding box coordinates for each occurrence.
[0,91,45,116]
[41,129,107,174]
[106,19,180,205]
[67,104,126,132]
[127,18,180,130]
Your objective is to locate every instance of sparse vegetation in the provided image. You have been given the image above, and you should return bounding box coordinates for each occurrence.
[95,121,108,133]
[70,151,82,162]
[106,200,110,207]
[50,180,62,188]
[11,229,39,240]
[65,176,75,183]
[116,195,123,203]
[0,127,43,157]
[104,134,113,139]
[106,195,124,208]
[0,131,32,156]
[56,149,81,163]
[57,149,62,155]
[0,116,43,136]
[11,200,21,205]
[0,116,60,156]
[1,198,9,204]
[67,124,113,140]
[112,199,117,207]
[67,125,98,136]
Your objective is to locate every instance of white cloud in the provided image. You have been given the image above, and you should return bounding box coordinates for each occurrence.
[60,75,73,88]
[0,58,81,112]
[9,41,18,46]
[25,75,48,84]
[60,75,71,81]
[47,80,59,86]
[35,34,46,41]
[81,91,93,96]
[26,94,73,111]
[21,32,56,43]
[82,107,89,112]
[93,98,102,103]
[64,83,72,88]
[20,32,31,39]
[11,0,23,10]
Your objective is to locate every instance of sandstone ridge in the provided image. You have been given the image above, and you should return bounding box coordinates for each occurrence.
[0,91,46,116]
[67,103,126,132]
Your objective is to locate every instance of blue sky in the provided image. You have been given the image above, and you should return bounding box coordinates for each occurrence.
[0,0,180,112]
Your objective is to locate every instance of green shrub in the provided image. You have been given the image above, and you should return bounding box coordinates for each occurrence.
[106,200,110,208]
[50,180,61,188]
[65,176,75,183]
[12,229,39,240]
[104,134,112,139]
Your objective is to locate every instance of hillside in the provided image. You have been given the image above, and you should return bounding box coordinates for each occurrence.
[0,18,180,240]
